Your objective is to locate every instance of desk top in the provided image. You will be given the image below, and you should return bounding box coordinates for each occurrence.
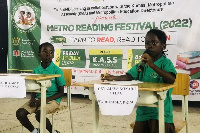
[73,80,177,92]
[0,74,61,81]
[24,74,61,80]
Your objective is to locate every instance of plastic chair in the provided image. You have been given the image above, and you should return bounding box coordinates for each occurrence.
[50,69,74,133]
[130,73,190,133]
[172,73,190,133]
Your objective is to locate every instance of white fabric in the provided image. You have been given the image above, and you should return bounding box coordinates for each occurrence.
[31,128,39,133]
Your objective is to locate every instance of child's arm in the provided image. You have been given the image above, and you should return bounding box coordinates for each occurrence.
[29,93,37,107]
[30,86,64,107]
[46,86,64,103]
[101,73,133,81]
[150,64,175,83]
[143,53,176,84]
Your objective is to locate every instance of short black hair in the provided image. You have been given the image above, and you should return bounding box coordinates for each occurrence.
[38,42,54,53]
[27,12,32,16]
[20,11,25,14]
[146,29,167,44]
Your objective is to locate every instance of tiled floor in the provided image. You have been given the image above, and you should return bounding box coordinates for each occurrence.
[0,95,200,133]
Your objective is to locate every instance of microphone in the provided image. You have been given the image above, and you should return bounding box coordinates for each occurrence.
[138,49,150,71]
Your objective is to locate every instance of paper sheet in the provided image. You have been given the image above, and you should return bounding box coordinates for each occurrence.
[94,84,138,116]
[0,76,26,98]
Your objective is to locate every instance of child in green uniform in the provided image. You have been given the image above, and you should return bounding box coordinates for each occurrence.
[16,42,66,133]
[102,29,176,133]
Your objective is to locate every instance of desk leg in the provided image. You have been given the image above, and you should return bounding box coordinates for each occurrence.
[158,97,165,133]
[93,99,99,133]
[157,91,167,133]
[40,85,46,133]
[36,80,50,133]
[89,87,99,133]
[67,86,71,107]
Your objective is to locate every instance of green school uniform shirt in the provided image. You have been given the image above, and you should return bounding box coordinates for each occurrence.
[127,55,177,123]
[32,62,66,104]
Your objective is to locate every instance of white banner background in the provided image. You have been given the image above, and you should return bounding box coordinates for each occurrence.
[39,0,200,100]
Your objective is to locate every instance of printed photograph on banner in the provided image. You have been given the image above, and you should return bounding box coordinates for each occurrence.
[12,2,38,33]
[175,51,200,79]
[89,49,123,69]
[55,49,86,68]
[127,49,145,69]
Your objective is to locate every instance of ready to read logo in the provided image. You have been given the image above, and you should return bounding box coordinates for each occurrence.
[190,80,199,89]
[13,50,35,58]
[13,50,20,57]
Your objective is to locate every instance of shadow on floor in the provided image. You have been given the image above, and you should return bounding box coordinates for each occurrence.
[173,100,200,108]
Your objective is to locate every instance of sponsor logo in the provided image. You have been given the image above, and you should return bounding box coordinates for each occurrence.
[190,80,199,89]
[12,37,20,46]
[50,36,66,44]
[12,2,38,33]
[13,50,20,57]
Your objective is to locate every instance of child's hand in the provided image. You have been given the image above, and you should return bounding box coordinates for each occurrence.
[29,99,36,107]
[101,74,115,81]
[29,99,41,108]
[35,99,41,108]
[141,53,154,68]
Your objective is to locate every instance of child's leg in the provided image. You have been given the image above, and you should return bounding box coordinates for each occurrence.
[16,100,37,132]
[165,122,175,133]
[16,108,34,132]
[133,120,175,133]
[35,100,59,133]
[35,111,53,133]
[148,120,175,133]
[133,121,151,133]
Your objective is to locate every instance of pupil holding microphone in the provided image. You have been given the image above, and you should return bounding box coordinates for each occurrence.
[138,49,151,72]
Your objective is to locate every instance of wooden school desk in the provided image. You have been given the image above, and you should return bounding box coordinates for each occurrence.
[25,74,61,133]
[73,80,177,133]
[0,74,61,133]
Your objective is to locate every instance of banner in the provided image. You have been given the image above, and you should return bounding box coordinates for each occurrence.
[89,49,123,69]
[8,0,200,99]
[55,49,86,67]
[8,0,41,73]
